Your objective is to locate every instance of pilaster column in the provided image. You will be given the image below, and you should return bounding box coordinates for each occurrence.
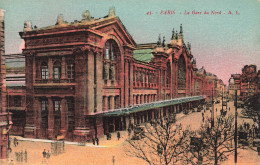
[87,50,94,114]
[96,52,103,112]
[110,96,115,110]
[48,97,54,139]
[129,62,134,105]
[61,56,66,79]
[74,47,87,128]
[48,57,53,79]
[141,95,144,104]
[133,66,136,87]
[33,55,36,82]
[124,61,129,107]
[120,57,125,108]
[103,96,108,111]
[103,62,109,82]
[60,98,67,136]
[24,55,36,138]
[34,97,41,137]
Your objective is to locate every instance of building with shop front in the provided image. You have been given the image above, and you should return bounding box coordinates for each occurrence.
[228,65,259,100]
[0,9,12,160]
[240,65,259,100]
[17,8,223,141]
[228,74,241,100]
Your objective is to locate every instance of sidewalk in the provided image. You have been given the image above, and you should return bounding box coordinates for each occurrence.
[11,130,129,148]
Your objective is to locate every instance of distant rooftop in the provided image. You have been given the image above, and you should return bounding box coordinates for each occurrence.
[133,43,157,62]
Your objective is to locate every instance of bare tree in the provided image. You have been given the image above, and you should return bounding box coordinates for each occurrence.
[241,93,260,126]
[194,115,236,165]
[125,114,190,165]
[182,132,209,165]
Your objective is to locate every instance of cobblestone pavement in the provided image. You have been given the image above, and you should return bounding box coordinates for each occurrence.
[1,100,259,165]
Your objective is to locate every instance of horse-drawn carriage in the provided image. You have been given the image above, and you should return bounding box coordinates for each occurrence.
[131,125,145,140]
[238,130,248,145]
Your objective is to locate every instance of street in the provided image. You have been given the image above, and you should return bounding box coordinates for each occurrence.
[1,100,259,165]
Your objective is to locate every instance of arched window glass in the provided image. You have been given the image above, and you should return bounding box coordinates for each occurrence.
[67,61,75,79]
[178,55,186,90]
[53,61,61,79]
[105,42,110,60]
[103,40,120,82]
[41,62,48,79]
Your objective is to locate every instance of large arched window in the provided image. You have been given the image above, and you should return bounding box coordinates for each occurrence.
[103,39,120,82]
[67,61,75,79]
[41,62,49,79]
[178,55,186,90]
[53,61,61,79]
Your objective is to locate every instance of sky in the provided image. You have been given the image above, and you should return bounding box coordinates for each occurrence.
[1,0,260,85]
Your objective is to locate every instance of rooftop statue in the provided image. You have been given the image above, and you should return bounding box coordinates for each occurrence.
[171,28,175,40]
[56,14,64,25]
[108,7,116,17]
[24,21,32,31]
[82,10,92,22]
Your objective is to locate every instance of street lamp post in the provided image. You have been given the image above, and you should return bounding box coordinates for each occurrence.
[222,88,224,111]
[234,90,238,164]
[211,88,214,128]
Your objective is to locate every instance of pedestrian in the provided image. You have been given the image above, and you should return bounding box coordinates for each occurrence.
[239,125,243,131]
[21,151,23,162]
[106,133,109,140]
[92,137,95,145]
[255,126,259,136]
[229,107,230,111]
[249,129,252,138]
[216,108,217,112]
[252,124,255,137]
[24,149,27,162]
[15,152,18,161]
[15,152,20,162]
[117,132,120,140]
[46,150,50,159]
[14,137,17,147]
[202,116,204,123]
[96,138,99,146]
[42,149,46,158]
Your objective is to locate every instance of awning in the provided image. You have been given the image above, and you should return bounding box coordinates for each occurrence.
[93,96,205,117]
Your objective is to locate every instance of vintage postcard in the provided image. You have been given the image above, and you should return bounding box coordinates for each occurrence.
[0,0,259,164]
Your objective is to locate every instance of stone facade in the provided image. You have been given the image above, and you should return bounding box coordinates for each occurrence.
[18,9,222,141]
